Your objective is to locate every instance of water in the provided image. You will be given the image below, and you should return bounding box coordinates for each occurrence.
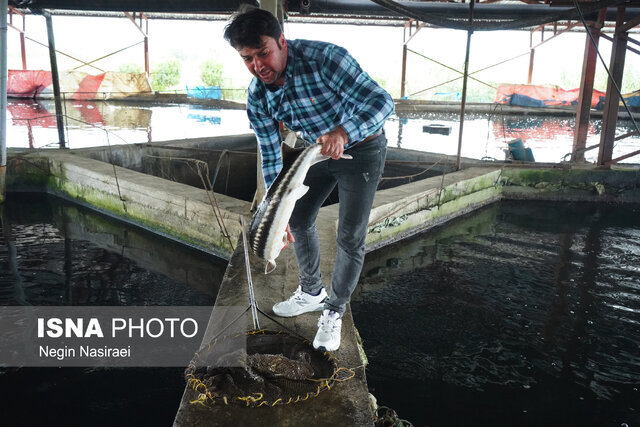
[389,111,640,164]
[6,99,250,149]
[0,194,227,425]
[353,201,640,426]
[7,99,640,164]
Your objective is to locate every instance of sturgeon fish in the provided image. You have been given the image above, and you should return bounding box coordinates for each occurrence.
[249,138,351,274]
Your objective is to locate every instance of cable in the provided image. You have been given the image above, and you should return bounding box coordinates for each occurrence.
[370,0,627,31]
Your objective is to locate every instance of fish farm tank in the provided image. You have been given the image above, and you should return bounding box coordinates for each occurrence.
[0,193,227,426]
[352,200,640,426]
[2,192,639,425]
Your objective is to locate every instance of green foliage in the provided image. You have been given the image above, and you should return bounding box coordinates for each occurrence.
[622,65,640,93]
[200,60,225,87]
[118,63,142,74]
[150,60,182,92]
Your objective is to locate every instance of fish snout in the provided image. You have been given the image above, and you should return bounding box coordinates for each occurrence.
[265,260,277,274]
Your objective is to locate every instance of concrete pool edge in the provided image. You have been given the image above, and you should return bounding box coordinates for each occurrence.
[6,148,247,260]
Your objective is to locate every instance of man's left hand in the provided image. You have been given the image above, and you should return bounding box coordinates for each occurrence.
[317,126,348,160]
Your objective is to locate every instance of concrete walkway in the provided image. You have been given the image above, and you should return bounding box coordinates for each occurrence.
[173,167,504,426]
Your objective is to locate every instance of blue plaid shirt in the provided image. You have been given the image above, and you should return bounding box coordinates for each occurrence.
[247,39,395,188]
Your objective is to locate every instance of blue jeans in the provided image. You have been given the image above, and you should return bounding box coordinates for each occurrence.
[289,132,387,315]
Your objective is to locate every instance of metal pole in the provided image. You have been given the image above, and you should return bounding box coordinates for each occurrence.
[144,36,149,77]
[527,49,535,84]
[572,9,606,162]
[400,44,407,98]
[1,0,8,203]
[598,7,627,166]
[44,11,66,149]
[456,0,474,171]
[240,216,260,331]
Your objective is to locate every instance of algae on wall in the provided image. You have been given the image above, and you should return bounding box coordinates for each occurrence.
[501,167,640,201]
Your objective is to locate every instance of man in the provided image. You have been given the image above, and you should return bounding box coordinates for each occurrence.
[224,8,394,351]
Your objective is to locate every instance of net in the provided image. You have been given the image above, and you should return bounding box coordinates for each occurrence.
[184,329,353,408]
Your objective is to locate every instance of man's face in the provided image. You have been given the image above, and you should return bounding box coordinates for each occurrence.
[237,34,288,86]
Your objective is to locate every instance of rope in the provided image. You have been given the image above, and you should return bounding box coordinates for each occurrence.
[407,48,497,91]
[370,150,452,231]
[141,153,235,251]
[380,156,446,182]
[104,127,128,215]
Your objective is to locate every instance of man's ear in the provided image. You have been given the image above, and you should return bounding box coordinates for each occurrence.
[279,33,287,50]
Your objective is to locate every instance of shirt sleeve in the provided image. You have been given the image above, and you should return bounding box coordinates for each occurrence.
[246,86,282,189]
[321,44,395,144]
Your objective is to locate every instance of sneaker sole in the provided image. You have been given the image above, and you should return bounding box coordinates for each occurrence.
[272,301,325,317]
[313,343,340,352]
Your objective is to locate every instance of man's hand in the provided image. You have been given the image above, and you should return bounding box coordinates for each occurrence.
[317,126,349,160]
[283,224,295,249]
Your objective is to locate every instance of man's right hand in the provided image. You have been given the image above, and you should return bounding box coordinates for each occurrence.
[283,224,295,249]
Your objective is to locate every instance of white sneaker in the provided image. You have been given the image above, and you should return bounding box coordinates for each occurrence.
[272,286,327,317]
[313,310,342,351]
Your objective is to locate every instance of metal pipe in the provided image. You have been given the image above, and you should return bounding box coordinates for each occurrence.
[44,11,66,148]
[1,0,8,202]
[527,48,535,84]
[400,44,407,98]
[144,36,149,76]
[456,0,474,171]
[309,1,640,20]
[20,32,26,69]
[9,1,640,21]
[598,7,627,166]
[572,9,605,162]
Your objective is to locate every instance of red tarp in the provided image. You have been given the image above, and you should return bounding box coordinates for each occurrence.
[7,70,152,100]
[495,84,606,109]
[7,70,53,97]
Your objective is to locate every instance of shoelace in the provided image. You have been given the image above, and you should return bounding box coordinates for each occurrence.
[291,289,307,302]
[319,314,339,331]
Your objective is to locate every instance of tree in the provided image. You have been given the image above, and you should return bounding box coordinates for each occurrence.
[200,60,224,87]
[119,63,142,74]
[150,60,182,92]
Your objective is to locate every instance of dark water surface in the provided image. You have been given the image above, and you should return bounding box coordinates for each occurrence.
[353,201,640,427]
[0,194,226,426]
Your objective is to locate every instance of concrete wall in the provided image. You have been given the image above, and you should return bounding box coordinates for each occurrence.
[7,148,249,259]
[7,143,640,261]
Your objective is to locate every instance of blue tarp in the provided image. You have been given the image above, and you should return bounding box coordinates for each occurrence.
[186,86,222,100]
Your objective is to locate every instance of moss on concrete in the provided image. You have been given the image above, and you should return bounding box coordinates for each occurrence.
[438,171,500,205]
[45,167,235,258]
[5,156,51,190]
[501,167,640,201]
[502,168,567,187]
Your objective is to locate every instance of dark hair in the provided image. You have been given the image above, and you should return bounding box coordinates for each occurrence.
[224,8,283,50]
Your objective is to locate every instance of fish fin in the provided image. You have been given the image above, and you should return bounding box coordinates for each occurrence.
[283,132,298,148]
[265,261,277,274]
[281,144,305,167]
[288,184,309,199]
[340,154,353,159]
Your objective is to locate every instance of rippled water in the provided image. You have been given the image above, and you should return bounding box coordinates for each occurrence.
[0,194,225,306]
[353,201,640,426]
[0,194,226,426]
